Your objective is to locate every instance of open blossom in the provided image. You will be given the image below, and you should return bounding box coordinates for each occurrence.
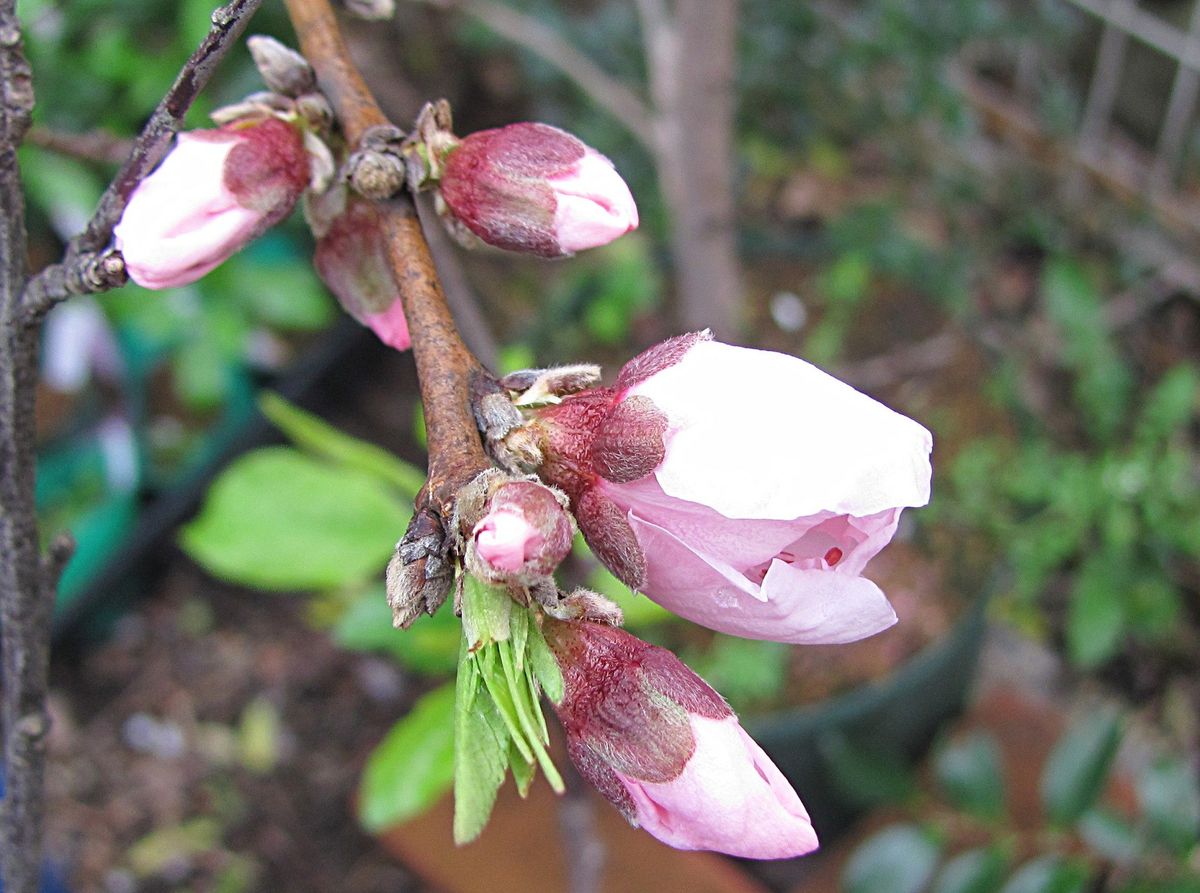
[114,117,310,290]
[544,618,818,859]
[468,479,573,581]
[438,122,638,257]
[312,191,410,351]
[528,331,933,644]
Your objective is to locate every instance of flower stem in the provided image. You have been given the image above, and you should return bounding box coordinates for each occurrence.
[283,0,491,518]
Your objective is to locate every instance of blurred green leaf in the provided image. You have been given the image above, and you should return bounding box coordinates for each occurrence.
[180,447,409,590]
[128,818,221,878]
[934,731,1006,820]
[1135,365,1198,443]
[933,846,1009,893]
[1066,553,1126,669]
[237,696,282,774]
[333,586,459,675]
[1138,756,1200,856]
[359,683,456,831]
[819,731,917,809]
[1040,708,1121,826]
[173,336,232,410]
[998,856,1088,893]
[842,824,941,893]
[684,635,788,710]
[259,392,426,496]
[1076,808,1139,864]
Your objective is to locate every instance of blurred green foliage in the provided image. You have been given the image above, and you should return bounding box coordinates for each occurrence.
[840,711,1200,892]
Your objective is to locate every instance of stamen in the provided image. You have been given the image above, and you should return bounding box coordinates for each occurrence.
[824,547,843,567]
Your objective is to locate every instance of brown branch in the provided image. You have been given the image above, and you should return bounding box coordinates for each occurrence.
[26,125,132,165]
[20,0,266,321]
[0,0,47,889]
[284,0,491,516]
[417,0,657,150]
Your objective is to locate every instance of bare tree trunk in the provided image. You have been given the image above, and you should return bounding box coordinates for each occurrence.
[0,5,50,891]
[640,0,742,340]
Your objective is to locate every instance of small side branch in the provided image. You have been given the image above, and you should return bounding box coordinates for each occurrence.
[419,0,657,150]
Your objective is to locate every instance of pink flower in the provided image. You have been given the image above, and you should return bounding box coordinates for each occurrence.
[544,619,818,859]
[114,117,310,289]
[438,122,637,257]
[529,332,933,644]
[468,480,573,582]
[312,192,411,351]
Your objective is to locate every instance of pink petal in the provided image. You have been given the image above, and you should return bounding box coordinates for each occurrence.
[473,508,542,573]
[616,715,818,859]
[630,340,933,520]
[551,151,638,253]
[627,512,897,644]
[363,300,411,351]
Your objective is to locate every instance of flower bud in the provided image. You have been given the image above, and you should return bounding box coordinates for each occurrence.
[438,122,637,258]
[311,189,410,350]
[543,619,819,859]
[114,117,310,289]
[529,332,934,646]
[468,480,573,582]
[246,35,315,97]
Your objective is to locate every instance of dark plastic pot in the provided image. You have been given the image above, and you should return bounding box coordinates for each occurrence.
[748,590,989,840]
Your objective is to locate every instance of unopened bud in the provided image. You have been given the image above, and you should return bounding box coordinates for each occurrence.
[247,36,316,97]
[543,619,819,859]
[341,0,395,19]
[438,122,637,258]
[466,479,573,583]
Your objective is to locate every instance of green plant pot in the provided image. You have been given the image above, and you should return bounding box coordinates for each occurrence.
[748,590,989,840]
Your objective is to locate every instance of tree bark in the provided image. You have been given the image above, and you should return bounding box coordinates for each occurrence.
[640,0,742,340]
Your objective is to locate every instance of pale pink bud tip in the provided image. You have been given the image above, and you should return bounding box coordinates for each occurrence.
[616,715,819,859]
[439,122,638,257]
[115,118,309,290]
[471,480,573,579]
[551,150,638,253]
[473,509,541,573]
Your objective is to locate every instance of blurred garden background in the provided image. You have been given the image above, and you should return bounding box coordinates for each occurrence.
[12,0,1200,890]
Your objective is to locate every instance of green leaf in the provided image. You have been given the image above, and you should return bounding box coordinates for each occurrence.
[684,636,789,710]
[998,856,1089,893]
[461,576,513,649]
[934,847,1008,893]
[818,731,917,809]
[1040,708,1122,827]
[842,824,941,893]
[1136,365,1198,443]
[934,732,1006,820]
[1066,549,1125,670]
[1076,809,1139,864]
[526,618,564,705]
[180,447,410,591]
[259,392,426,496]
[508,738,535,797]
[453,648,509,844]
[1137,756,1200,855]
[333,587,460,675]
[359,683,456,831]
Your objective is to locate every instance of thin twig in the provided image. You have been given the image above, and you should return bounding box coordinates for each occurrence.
[284,0,492,517]
[416,0,657,150]
[26,125,132,166]
[20,0,266,322]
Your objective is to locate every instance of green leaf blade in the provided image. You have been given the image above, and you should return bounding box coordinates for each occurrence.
[180,447,409,591]
[359,683,456,832]
[1039,709,1122,827]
